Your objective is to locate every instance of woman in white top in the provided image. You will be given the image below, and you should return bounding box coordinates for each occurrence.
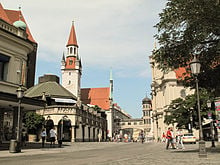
[49,127,56,147]
[176,128,185,149]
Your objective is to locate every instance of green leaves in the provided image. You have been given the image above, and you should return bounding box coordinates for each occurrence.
[23,112,44,132]
[164,88,214,129]
[154,0,220,95]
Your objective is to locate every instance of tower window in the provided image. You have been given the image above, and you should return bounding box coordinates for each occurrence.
[69,72,71,75]
[74,48,76,54]
[69,60,73,65]
[68,80,71,85]
[70,47,73,54]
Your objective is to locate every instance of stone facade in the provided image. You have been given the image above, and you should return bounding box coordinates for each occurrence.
[0,4,44,143]
[149,54,195,141]
[36,105,107,142]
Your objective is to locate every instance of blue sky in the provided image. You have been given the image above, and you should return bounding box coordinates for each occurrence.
[1,0,167,118]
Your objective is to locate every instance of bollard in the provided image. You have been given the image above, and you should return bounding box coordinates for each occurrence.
[9,139,21,153]
[9,139,17,153]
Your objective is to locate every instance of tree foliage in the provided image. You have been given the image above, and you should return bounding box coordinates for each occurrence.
[23,111,44,134]
[154,0,220,93]
[164,88,215,130]
[93,105,102,112]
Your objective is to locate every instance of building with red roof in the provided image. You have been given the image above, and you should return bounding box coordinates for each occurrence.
[149,54,196,141]
[81,87,111,110]
[0,3,44,144]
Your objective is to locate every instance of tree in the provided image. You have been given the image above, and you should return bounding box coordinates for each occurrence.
[164,88,215,130]
[23,111,45,134]
[93,105,102,112]
[154,0,220,93]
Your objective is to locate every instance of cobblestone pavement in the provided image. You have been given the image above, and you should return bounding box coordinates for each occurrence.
[0,142,220,165]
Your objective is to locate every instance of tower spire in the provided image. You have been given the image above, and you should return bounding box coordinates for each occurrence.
[109,68,113,101]
[66,21,78,47]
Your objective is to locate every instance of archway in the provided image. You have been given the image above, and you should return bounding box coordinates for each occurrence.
[58,116,72,142]
[45,118,54,141]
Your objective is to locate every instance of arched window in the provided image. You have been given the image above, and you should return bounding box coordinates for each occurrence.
[70,47,73,54]
[74,47,76,54]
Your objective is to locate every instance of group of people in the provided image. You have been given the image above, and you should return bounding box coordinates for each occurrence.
[40,127,57,148]
[163,127,185,150]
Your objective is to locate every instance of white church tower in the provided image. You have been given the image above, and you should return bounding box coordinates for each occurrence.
[61,21,82,101]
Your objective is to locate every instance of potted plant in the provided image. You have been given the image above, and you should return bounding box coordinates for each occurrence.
[23,111,44,142]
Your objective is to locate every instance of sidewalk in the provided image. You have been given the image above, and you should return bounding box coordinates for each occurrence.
[0,141,72,157]
[0,141,128,158]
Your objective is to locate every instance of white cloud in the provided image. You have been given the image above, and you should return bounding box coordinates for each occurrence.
[1,0,167,117]
[1,0,165,74]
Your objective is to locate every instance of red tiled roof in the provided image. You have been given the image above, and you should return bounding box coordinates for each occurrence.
[66,24,78,47]
[0,3,11,24]
[81,87,110,110]
[174,67,190,80]
[0,3,36,43]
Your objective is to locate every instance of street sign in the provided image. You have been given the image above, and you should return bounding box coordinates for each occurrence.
[215,100,220,111]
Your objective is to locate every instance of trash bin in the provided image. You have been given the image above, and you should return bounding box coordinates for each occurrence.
[9,139,20,153]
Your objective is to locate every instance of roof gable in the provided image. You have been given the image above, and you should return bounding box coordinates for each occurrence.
[25,81,77,99]
[0,3,36,43]
[81,87,110,110]
[4,9,36,43]
[0,3,11,24]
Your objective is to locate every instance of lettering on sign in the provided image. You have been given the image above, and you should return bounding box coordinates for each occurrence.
[57,107,76,114]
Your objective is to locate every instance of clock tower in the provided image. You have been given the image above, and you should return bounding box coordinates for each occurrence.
[61,21,82,101]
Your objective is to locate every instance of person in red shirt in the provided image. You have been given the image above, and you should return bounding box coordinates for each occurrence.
[162,132,166,142]
[166,127,175,149]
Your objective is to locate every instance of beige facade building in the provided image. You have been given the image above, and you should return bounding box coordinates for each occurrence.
[149,54,194,141]
[0,3,44,143]
[113,96,153,142]
[26,74,107,142]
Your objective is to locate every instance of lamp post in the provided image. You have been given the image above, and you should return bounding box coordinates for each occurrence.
[207,100,215,147]
[16,85,24,152]
[190,55,207,157]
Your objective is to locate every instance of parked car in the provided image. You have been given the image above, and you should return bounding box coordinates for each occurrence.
[182,133,196,144]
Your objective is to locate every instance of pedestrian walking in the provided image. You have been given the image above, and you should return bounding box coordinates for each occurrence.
[162,132,166,143]
[139,130,144,144]
[41,128,47,148]
[176,128,185,149]
[166,127,175,149]
[49,127,56,147]
[98,132,102,142]
[21,129,27,147]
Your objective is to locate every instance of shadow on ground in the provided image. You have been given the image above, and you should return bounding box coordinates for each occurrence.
[171,147,220,153]
[0,142,71,151]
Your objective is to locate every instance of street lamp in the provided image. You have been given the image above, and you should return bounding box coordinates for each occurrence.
[16,85,24,152]
[190,55,207,157]
[207,100,215,147]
